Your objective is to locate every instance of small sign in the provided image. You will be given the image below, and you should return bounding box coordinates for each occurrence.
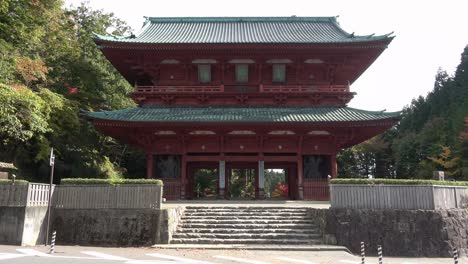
[49,148,55,166]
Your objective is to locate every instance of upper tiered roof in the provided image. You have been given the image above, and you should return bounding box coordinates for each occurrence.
[94,16,393,45]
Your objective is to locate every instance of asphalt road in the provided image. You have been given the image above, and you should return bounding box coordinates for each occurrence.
[0,245,465,264]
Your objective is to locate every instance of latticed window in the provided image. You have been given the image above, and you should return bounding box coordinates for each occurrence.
[272,64,286,82]
[235,64,249,83]
[198,64,211,83]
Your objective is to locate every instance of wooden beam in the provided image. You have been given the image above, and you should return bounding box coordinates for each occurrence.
[185,155,298,162]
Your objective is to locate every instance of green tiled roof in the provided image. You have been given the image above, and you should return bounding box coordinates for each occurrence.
[85,106,400,123]
[94,17,393,44]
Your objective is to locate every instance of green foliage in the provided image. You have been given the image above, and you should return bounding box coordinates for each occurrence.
[60,178,163,185]
[0,84,50,145]
[331,178,468,186]
[339,45,468,180]
[0,179,28,184]
[194,169,217,198]
[0,1,142,182]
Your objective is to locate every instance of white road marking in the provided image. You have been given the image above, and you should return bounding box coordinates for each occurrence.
[339,260,375,264]
[81,251,130,261]
[401,262,418,264]
[0,253,26,260]
[16,249,51,257]
[276,256,317,264]
[126,261,181,264]
[147,253,220,264]
[213,255,271,264]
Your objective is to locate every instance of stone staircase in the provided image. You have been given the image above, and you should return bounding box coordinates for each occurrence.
[170,206,322,244]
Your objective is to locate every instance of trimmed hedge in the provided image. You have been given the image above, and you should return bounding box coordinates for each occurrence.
[61,178,163,185]
[331,178,468,186]
[0,179,28,184]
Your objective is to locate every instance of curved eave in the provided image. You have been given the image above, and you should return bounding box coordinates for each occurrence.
[82,107,401,127]
[93,35,394,46]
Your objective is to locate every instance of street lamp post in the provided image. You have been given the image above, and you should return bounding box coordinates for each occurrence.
[45,148,55,245]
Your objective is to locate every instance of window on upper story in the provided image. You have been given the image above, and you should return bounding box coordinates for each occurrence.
[235,64,249,83]
[198,64,211,83]
[272,64,286,83]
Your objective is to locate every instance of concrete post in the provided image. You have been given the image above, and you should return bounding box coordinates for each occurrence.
[219,160,226,198]
[257,160,265,199]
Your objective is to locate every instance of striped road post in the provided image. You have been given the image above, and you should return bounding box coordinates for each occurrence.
[48,231,56,254]
[360,241,365,264]
[453,248,458,264]
[377,245,383,264]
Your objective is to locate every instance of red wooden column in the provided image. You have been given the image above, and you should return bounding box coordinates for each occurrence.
[297,136,304,200]
[146,153,153,179]
[297,155,304,200]
[330,153,338,178]
[180,155,187,199]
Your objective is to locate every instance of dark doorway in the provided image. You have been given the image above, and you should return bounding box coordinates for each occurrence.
[193,168,218,199]
[264,169,288,199]
[303,155,331,180]
[187,162,218,199]
[228,168,256,199]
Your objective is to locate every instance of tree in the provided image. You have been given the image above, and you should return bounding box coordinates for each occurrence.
[427,145,461,178]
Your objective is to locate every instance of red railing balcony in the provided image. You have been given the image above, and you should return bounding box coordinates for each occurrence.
[260,84,350,93]
[134,84,350,94]
[135,85,224,93]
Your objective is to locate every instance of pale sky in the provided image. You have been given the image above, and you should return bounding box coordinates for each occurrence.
[65,0,468,112]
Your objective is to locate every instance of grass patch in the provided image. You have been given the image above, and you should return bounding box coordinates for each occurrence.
[0,179,28,184]
[331,178,468,186]
[61,178,163,185]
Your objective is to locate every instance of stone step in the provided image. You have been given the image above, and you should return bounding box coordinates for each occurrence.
[170,238,322,244]
[184,211,309,216]
[185,209,308,214]
[181,215,309,220]
[180,223,317,229]
[172,232,321,240]
[181,219,314,225]
[176,227,320,234]
[185,206,310,210]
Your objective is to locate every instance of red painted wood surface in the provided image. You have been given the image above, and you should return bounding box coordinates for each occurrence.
[303,179,330,200]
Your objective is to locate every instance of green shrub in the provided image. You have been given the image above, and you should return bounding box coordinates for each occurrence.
[0,179,28,184]
[331,178,468,186]
[61,178,163,185]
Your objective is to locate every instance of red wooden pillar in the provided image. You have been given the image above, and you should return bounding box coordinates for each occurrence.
[146,153,153,179]
[297,155,304,200]
[330,153,338,178]
[180,155,187,199]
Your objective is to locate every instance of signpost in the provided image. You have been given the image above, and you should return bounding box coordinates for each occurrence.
[45,148,55,245]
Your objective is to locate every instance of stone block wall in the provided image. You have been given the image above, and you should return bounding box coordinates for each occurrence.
[158,206,185,244]
[0,207,25,245]
[52,209,160,246]
[325,208,468,257]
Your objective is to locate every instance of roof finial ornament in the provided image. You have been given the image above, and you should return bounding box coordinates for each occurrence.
[350,32,355,38]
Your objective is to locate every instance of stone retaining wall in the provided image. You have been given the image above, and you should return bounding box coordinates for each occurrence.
[158,206,185,244]
[52,209,160,246]
[325,208,468,257]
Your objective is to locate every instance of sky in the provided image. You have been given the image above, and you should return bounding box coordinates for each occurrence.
[64,0,468,112]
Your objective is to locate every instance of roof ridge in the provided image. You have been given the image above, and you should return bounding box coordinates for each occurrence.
[146,16,337,23]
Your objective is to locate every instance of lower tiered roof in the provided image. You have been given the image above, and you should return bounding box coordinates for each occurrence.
[84,106,400,123]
